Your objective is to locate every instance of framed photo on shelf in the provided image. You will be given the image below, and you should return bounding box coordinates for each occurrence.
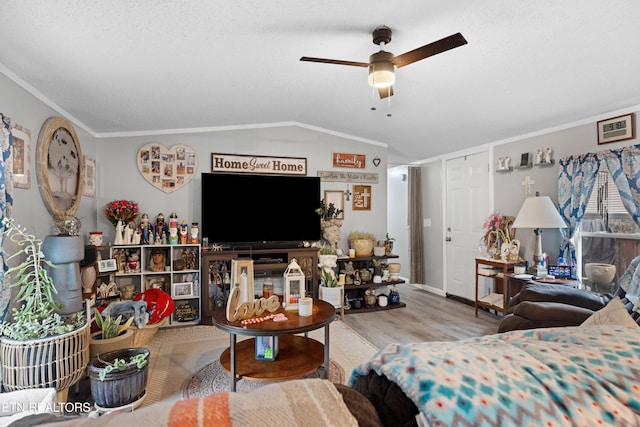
[10,122,31,189]
[324,190,344,219]
[97,259,117,273]
[597,113,635,145]
[519,153,530,167]
[172,282,195,298]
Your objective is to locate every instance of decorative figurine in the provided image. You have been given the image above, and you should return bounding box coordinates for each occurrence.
[155,213,167,244]
[536,149,543,164]
[504,156,511,169]
[139,213,153,245]
[497,157,504,170]
[545,147,552,164]
[168,212,179,245]
[191,222,199,244]
[179,220,189,244]
[149,248,165,272]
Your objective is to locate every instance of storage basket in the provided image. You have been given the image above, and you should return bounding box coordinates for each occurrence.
[0,321,90,393]
[129,317,167,346]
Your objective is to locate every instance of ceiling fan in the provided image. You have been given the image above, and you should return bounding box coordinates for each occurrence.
[300,26,467,99]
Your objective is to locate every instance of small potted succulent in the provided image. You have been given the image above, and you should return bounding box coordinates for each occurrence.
[319,268,342,308]
[89,310,135,358]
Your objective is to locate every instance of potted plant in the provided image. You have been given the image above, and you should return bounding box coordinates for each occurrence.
[318,268,342,308]
[88,347,149,408]
[89,310,135,358]
[43,215,85,314]
[384,233,395,256]
[348,231,375,257]
[0,217,89,399]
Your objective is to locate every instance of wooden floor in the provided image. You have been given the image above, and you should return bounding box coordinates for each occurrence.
[343,284,501,349]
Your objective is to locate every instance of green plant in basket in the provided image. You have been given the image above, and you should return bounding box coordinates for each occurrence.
[0,217,85,340]
[94,310,135,340]
[97,352,148,381]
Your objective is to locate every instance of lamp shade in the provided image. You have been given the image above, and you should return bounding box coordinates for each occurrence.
[368,51,395,88]
[511,196,567,229]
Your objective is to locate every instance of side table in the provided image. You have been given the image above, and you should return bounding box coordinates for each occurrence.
[475,257,516,317]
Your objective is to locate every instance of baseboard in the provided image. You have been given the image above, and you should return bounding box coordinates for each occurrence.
[406,283,446,297]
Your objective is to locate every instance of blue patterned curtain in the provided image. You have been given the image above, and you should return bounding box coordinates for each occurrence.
[600,145,640,226]
[0,113,12,322]
[557,152,601,264]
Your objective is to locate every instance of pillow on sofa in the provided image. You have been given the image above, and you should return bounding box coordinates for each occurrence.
[581,296,639,328]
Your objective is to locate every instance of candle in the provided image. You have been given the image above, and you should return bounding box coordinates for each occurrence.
[338,274,346,285]
[298,297,313,317]
[349,249,355,258]
[239,268,249,303]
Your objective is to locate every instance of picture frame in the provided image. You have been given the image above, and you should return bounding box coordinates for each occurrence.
[324,190,345,219]
[597,113,635,145]
[97,259,118,273]
[230,259,255,302]
[10,122,31,189]
[83,155,96,197]
[519,153,530,167]
[172,281,195,298]
[35,117,84,217]
[137,142,198,193]
[352,185,372,211]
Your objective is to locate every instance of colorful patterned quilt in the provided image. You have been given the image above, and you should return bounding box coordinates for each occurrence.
[349,325,640,426]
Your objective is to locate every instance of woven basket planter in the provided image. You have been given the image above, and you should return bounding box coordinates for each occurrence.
[129,317,167,346]
[0,321,90,394]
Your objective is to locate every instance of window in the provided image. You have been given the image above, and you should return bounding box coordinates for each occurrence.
[578,165,640,284]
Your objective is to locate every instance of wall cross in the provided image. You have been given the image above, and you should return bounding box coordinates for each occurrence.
[521,176,535,195]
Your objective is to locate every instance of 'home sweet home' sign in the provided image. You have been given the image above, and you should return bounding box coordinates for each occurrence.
[211,153,307,175]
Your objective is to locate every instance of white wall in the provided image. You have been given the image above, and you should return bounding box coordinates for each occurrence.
[1,72,390,249]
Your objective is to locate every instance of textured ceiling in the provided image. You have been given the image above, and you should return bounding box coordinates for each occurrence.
[1,1,640,165]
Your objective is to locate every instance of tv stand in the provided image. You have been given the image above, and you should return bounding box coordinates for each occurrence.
[201,246,319,325]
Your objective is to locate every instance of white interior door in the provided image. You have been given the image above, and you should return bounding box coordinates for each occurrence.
[445,152,490,300]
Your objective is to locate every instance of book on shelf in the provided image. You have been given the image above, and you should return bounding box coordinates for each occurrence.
[478,293,504,309]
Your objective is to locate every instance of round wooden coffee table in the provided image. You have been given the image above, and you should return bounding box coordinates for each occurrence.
[212,299,335,391]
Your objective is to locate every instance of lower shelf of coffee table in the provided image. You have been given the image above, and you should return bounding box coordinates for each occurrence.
[220,335,324,381]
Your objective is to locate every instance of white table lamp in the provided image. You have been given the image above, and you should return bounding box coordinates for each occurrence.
[511,194,567,275]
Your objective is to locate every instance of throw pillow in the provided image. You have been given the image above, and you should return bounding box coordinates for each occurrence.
[581,296,639,328]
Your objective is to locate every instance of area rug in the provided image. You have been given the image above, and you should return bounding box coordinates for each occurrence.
[182,358,344,398]
[140,320,378,408]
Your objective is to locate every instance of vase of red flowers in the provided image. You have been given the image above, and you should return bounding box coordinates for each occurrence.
[105,200,140,245]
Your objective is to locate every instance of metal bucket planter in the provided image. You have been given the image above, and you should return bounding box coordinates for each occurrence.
[88,347,149,408]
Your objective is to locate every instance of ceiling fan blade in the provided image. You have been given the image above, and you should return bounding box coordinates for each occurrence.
[393,33,467,68]
[299,56,368,67]
[378,86,394,99]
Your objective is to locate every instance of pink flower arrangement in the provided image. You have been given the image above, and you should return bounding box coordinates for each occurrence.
[483,213,504,232]
[482,213,511,248]
[104,200,140,227]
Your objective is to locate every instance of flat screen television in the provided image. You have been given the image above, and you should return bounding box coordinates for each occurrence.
[201,173,321,248]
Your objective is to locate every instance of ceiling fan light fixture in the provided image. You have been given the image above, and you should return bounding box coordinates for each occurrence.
[368,61,395,88]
